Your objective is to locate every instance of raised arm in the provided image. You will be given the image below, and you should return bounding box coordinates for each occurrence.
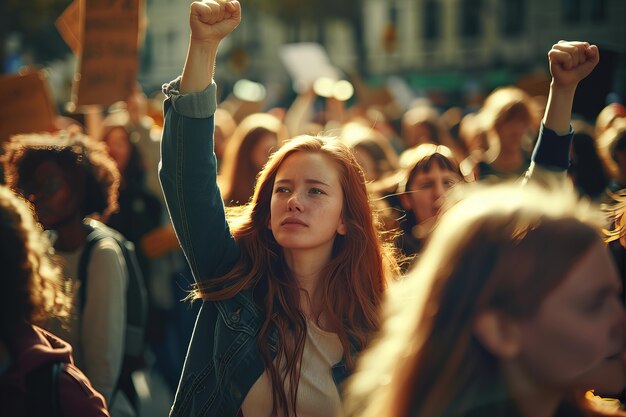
[543,41,599,134]
[528,41,599,177]
[159,1,241,283]
[181,0,241,93]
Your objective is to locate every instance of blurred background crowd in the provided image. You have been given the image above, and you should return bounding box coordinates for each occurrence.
[1,1,625,417]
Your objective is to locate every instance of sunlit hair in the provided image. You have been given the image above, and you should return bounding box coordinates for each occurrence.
[219,112,288,206]
[596,103,626,138]
[195,135,400,416]
[603,122,626,243]
[3,131,120,222]
[344,182,613,417]
[596,119,626,181]
[479,86,538,133]
[398,144,463,194]
[0,186,71,341]
[458,112,488,154]
[401,104,455,150]
[367,144,463,251]
[340,121,399,182]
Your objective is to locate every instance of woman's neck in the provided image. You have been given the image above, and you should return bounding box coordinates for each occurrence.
[282,247,332,321]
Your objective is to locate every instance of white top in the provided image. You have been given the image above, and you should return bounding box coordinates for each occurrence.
[240,321,344,417]
[52,237,134,417]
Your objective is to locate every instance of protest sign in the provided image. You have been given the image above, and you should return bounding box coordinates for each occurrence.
[71,0,140,107]
[279,43,340,93]
[55,0,81,55]
[0,70,57,142]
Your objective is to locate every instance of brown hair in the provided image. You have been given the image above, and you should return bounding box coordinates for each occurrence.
[398,144,463,194]
[219,113,287,206]
[479,86,538,133]
[340,121,399,182]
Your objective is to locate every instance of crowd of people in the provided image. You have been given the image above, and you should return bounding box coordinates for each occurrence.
[1,1,625,416]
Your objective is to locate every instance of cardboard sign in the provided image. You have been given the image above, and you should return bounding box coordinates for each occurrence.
[0,70,57,142]
[55,0,81,55]
[72,0,140,107]
[279,43,340,93]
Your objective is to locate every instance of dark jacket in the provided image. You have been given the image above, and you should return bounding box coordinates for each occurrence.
[0,324,110,417]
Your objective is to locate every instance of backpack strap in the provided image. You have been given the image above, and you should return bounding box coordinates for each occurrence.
[25,361,65,417]
[77,224,105,311]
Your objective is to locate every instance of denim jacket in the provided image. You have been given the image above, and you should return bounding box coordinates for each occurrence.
[159,78,350,417]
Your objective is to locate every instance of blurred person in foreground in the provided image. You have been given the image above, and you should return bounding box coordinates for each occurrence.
[3,132,136,417]
[0,185,110,417]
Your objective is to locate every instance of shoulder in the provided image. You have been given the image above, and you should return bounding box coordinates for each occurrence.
[84,236,128,290]
[88,237,125,265]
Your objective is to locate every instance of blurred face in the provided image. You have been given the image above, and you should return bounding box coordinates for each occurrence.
[269,152,346,256]
[22,160,81,229]
[402,164,461,224]
[251,133,278,171]
[104,127,132,172]
[517,241,625,390]
[495,116,529,152]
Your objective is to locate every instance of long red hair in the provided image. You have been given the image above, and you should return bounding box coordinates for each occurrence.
[197,135,400,415]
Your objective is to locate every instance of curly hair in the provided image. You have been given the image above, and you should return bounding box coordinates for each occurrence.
[2,130,120,222]
[0,186,72,340]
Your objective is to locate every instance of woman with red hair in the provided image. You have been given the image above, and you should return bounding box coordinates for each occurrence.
[158,2,399,416]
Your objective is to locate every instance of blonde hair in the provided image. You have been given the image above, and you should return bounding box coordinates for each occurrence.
[344,181,611,417]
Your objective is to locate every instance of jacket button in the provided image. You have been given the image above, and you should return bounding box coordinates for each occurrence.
[229,312,240,323]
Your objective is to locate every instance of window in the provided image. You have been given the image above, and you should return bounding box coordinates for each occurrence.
[423,0,440,40]
[460,0,482,38]
[501,0,525,36]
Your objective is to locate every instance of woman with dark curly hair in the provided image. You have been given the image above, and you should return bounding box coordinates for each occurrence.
[0,185,109,416]
[3,131,136,417]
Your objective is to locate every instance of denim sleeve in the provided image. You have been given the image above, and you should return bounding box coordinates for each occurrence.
[531,123,574,171]
[523,123,573,185]
[158,78,240,283]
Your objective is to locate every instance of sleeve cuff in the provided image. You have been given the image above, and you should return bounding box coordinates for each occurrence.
[162,76,218,118]
[531,123,574,171]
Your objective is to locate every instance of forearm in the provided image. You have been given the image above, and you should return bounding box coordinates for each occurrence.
[542,83,577,135]
[180,39,219,94]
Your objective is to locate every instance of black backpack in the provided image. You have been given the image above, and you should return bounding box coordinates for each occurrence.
[78,218,148,407]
